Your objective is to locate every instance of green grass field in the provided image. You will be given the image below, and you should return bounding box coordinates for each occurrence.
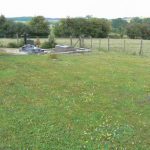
[0,51,150,149]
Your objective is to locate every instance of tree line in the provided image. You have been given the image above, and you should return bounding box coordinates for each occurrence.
[54,17,111,38]
[112,17,150,39]
[1,15,150,39]
[0,15,111,38]
[0,15,50,37]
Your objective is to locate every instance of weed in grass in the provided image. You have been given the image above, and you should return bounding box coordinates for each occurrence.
[0,52,10,56]
[131,51,137,56]
[48,53,59,60]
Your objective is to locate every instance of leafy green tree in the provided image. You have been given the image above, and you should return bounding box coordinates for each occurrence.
[41,28,56,49]
[111,18,128,38]
[15,22,31,36]
[127,19,150,39]
[130,17,143,24]
[0,15,31,37]
[54,17,111,38]
[0,15,7,37]
[70,18,86,37]
[140,23,150,39]
[54,23,63,37]
[0,15,17,37]
[3,20,16,37]
[143,18,150,24]
[29,16,50,36]
[126,23,141,39]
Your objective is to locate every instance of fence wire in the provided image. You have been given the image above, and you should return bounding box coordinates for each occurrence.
[56,38,150,56]
[0,37,150,56]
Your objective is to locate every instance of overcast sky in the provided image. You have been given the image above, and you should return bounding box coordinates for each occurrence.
[0,0,149,18]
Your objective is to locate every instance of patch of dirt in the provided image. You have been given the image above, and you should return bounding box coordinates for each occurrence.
[0,48,27,55]
[137,95,150,106]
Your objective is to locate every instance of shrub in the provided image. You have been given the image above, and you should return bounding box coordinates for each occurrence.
[41,27,57,49]
[108,33,121,39]
[7,42,18,48]
[34,37,41,47]
[7,40,24,48]
[41,41,56,49]
[0,42,4,48]
[48,53,58,60]
[17,40,24,47]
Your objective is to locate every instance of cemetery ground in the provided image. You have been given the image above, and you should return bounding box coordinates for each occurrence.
[0,51,150,149]
[1,38,150,56]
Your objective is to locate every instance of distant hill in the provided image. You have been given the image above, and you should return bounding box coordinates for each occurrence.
[8,16,147,24]
[122,17,133,23]
[8,17,32,22]
[7,17,61,23]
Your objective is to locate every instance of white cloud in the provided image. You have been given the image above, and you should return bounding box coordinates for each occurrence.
[0,0,150,18]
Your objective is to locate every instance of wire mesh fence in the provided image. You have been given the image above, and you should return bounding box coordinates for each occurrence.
[0,37,150,56]
[55,37,150,56]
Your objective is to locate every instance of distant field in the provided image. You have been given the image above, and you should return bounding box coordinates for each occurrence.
[0,52,150,149]
[0,38,150,56]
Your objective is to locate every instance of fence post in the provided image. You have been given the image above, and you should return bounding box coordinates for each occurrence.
[139,39,143,55]
[82,36,84,48]
[70,36,73,46]
[16,33,19,46]
[79,36,82,48]
[99,38,101,50]
[90,36,92,49]
[108,36,110,51]
[124,39,126,51]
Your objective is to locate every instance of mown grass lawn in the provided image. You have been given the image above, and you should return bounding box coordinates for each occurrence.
[0,52,150,149]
